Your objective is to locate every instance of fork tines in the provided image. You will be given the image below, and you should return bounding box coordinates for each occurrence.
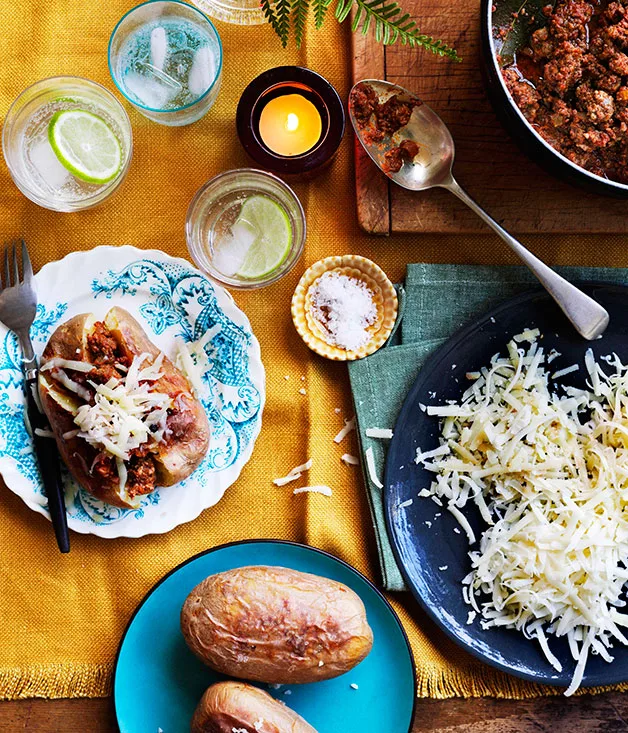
[1,240,33,289]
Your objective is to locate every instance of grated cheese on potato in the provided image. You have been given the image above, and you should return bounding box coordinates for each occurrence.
[417,332,628,695]
[73,353,173,472]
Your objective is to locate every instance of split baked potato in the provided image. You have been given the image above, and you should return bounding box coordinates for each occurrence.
[38,306,210,508]
[181,566,373,684]
[191,681,318,733]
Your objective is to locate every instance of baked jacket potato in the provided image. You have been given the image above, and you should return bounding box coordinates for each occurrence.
[38,306,210,508]
[191,681,318,733]
[181,566,374,684]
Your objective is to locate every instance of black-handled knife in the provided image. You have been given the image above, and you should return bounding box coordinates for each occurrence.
[26,374,70,553]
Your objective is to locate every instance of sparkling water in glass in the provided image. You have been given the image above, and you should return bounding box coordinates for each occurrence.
[2,77,132,212]
[109,0,222,126]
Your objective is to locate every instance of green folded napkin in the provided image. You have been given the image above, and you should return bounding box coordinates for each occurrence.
[349,262,628,592]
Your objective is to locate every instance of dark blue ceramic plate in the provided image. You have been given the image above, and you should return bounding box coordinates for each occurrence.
[114,540,416,733]
[385,283,628,688]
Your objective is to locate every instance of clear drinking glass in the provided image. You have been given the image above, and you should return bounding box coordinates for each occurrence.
[108,0,223,126]
[191,0,266,25]
[186,169,306,289]
[2,76,133,212]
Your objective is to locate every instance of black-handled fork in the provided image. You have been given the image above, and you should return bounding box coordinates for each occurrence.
[0,240,69,553]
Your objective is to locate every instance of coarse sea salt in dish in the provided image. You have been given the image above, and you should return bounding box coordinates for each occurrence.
[291,255,397,361]
[309,271,377,351]
[416,329,628,695]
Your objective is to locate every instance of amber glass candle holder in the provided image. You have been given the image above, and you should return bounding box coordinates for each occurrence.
[236,66,345,177]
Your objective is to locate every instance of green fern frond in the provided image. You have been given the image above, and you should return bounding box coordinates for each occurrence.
[260,0,285,44]
[264,0,292,47]
[313,0,333,29]
[264,0,460,60]
[348,0,461,60]
[293,0,310,47]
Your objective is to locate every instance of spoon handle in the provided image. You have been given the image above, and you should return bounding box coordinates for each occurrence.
[443,177,609,341]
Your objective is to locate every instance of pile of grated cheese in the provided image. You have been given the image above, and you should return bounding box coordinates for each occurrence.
[416,329,628,695]
[66,353,173,496]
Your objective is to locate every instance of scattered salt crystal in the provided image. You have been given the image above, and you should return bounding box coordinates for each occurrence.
[284,375,290,380]
[310,271,377,351]
[350,683,359,690]
[284,689,292,696]
[301,375,305,381]
[334,407,342,414]
[318,660,324,666]
[150,27,168,71]
[253,720,264,731]
[299,387,306,395]
[439,565,448,571]
[188,45,215,97]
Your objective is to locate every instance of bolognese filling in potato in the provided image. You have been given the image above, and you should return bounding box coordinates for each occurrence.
[41,319,192,499]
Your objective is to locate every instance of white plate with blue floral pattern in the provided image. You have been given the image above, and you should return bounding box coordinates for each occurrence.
[0,246,264,539]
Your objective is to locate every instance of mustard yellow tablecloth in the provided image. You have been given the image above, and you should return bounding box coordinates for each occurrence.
[2,0,628,702]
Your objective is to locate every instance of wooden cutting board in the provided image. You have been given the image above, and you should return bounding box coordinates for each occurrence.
[351,0,628,234]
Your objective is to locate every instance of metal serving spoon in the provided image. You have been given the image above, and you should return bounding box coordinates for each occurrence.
[349,79,609,341]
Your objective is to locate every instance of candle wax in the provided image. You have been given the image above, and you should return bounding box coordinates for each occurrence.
[259,94,322,157]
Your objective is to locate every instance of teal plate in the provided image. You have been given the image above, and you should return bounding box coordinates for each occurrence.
[114,540,416,733]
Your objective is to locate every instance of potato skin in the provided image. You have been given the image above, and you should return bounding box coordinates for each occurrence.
[38,307,210,508]
[191,681,318,733]
[181,566,373,684]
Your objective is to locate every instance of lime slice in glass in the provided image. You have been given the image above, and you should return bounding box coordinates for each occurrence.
[235,196,292,279]
[48,110,122,185]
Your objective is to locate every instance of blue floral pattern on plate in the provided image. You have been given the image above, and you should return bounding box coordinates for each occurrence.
[0,247,265,539]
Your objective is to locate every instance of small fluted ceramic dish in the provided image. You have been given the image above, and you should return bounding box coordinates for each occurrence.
[291,255,397,361]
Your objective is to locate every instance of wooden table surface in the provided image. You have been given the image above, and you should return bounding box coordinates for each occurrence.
[1,693,627,731]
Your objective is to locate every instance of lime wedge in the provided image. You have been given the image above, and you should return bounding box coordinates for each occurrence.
[235,196,292,279]
[48,110,122,184]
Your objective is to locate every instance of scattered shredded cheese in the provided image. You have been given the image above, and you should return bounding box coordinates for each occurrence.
[552,364,580,380]
[365,446,383,489]
[334,416,356,443]
[416,331,628,695]
[273,459,312,486]
[398,499,414,509]
[365,427,394,439]
[274,473,301,486]
[174,325,221,397]
[341,453,359,466]
[293,485,332,497]
[34,428,55,439]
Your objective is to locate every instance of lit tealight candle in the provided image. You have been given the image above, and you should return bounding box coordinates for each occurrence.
[259,94,323,157]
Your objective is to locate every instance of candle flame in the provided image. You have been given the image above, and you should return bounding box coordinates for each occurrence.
[286,113,299,132]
